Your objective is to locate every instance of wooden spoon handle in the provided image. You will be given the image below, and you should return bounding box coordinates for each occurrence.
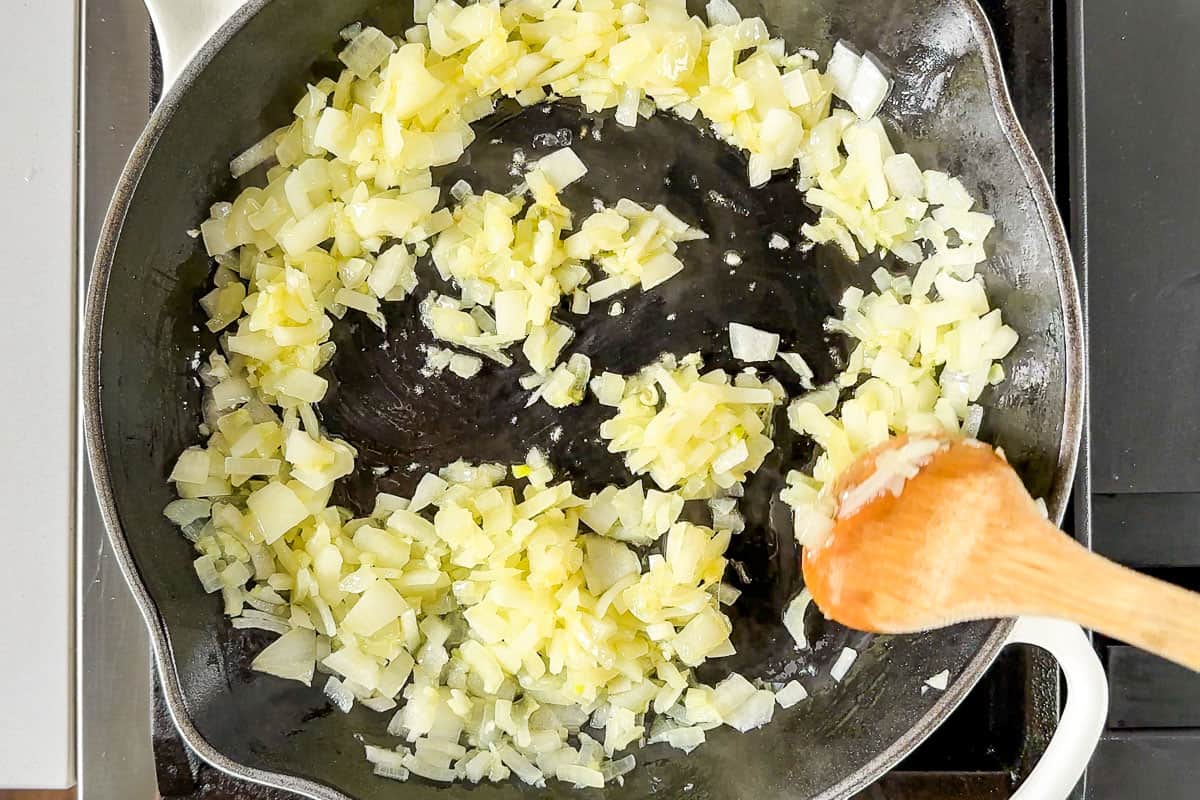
[993,520,1200,670]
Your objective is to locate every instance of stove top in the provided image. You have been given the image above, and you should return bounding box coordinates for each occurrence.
[81,1,1179,798]
[1077,0,1200,797]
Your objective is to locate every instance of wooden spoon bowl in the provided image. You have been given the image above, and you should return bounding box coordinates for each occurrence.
[802,435,1200,670]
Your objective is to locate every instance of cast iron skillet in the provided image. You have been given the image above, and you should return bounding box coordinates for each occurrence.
[83,1,1084,798]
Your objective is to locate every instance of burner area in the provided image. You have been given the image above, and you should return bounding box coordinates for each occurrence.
[82,1,1066,799]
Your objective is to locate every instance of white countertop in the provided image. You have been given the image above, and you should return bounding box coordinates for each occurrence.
[0,0,78,789]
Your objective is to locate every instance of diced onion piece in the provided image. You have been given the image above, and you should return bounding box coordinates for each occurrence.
[230,129,281,179]
[884,153,924,198]
[339,26,397,79]
[581,536,640,595]
[590,372,626,406]
[775,680,809,708]
[368,245,418,299]
[729,323,780,362]
[324,675,355,712]
[830,646,858,682]
[925,670,950,691]
[1034,496,1049,519]
[962,404,984,437]
[493,291,530,339]
[246,481,309,544]
[783,590,811,650]
[165,498,212,527]
[826,41,862,100]
[722,688,776,732]
[449,353,483,379]
[403,753,457,783]
[706,0,742,26]
[640,252,684,290]
[170,448,211,484]
[193,555,223,593]
[845,53,892,118]
[497,745,545,786]
[778,352,815,389]
[532,147,588,191]
[600,755,636,783]
[342,579,407,636]
[556,764,604,789]
[251,627,316,686]
[838,436,946,520]
[365,745,408,776]
[674,607,733,666]
[712,672,756,717]
[665,726,706,752]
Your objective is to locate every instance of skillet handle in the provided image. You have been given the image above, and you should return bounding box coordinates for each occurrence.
[1006,617,1108,799]
[142,0,245,94]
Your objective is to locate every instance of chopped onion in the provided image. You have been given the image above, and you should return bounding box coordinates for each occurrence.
[778,351,815,389]
[708,497,745,534]
[723,688,776,732]
[925,670,950,691]
[962,404,984,437]
[884,153,924,198]
[168,0,1016,788]
[448,353,483,379]
[783,590,811,650]
[775,680,809,708]
[170,448,210,484]
[532,147,588,191]
[589,372,626,407]
[830,647,858,682]
[845,53,892,119]
[826,42,861,100]
[600,754,636,782]
[729,322,780,362]
[232,614,291,635]
[403,752,457,783]
[193,555,222,594]
[712,672,756,716]
[189,454,738,785]
[497,745,545,787]
[251,628,316,686]
[838,436,947,520]
[536,354,592,408]
[246,481,310,544]
[649,724,706,753]
[365,744,408,773]
[230,129,282,179]
[600,354,784,499]
[782,245,1017,544]
[706,0,742,26]
[164,498,212,527]
[339,26,397,79]
[556,764,604,789]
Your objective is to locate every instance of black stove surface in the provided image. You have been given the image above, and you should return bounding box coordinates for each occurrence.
[148,1,1067,798]
[1077,0,1200,797]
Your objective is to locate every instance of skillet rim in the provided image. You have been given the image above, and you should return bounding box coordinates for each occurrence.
[81,1,1085,797]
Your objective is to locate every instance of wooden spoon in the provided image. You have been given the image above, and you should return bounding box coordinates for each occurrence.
[801,434,1200,671]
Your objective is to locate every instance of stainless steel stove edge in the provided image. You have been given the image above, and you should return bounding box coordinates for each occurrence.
[77,1,157,797]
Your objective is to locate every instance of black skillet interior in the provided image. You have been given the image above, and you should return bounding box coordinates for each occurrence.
[93,0,1073,798]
